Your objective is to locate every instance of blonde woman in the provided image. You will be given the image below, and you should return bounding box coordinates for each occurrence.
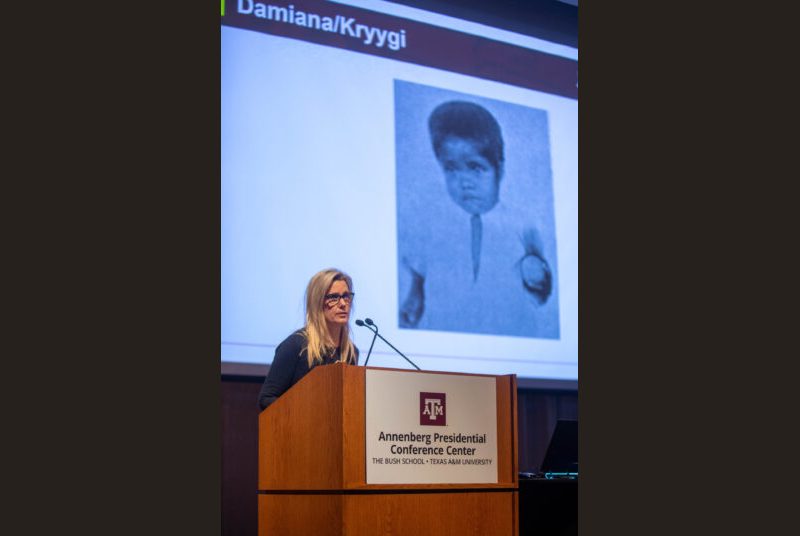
[258,268,359,411]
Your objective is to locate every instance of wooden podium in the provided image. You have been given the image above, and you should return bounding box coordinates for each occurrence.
[258,363,519,535]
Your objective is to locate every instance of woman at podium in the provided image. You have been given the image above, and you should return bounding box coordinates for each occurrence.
[258,268,360,411]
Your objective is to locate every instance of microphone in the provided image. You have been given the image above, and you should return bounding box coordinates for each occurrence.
[356,318,421,371]
[355,319,378,366]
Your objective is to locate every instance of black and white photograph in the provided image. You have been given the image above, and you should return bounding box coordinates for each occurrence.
[395,79,560,339]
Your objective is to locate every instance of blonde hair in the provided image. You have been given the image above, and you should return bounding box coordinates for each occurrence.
[302,268,357,368]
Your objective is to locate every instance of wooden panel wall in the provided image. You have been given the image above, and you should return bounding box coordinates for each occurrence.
[517,389,579,473]
[221,378,261,536]
[221,374,577,536]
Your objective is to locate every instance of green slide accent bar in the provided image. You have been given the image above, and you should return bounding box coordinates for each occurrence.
[221,0,225,17]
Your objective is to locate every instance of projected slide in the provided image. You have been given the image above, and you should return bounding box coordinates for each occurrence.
[221,0,578,381]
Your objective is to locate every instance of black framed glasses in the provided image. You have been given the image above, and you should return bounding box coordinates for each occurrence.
[324,292,355,307]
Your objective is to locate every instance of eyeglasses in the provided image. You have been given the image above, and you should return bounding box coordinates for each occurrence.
[324,292,355,307]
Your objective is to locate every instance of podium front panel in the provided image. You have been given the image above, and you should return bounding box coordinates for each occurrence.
[365,368,499,484]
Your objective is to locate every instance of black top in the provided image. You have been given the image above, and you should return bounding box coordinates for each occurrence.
[257,329,359,411]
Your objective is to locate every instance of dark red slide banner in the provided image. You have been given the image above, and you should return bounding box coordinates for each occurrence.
[222,0,578,100]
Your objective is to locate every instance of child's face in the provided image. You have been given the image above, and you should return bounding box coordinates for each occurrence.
[437,136,499,215]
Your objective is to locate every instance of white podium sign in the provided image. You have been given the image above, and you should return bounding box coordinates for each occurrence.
[365,368,498,484]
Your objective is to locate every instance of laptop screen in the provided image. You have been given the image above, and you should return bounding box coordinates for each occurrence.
[540,420,578,476]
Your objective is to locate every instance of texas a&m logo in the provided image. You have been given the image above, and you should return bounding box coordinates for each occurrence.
[420,392,446,426]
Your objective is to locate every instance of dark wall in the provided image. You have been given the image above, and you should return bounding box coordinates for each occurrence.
[221,374,577,536]
[221,377,262,536]
[518,388,579,472]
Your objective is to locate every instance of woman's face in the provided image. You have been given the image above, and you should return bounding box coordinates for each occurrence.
[437,136,500,215]
[322,279,352,329]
